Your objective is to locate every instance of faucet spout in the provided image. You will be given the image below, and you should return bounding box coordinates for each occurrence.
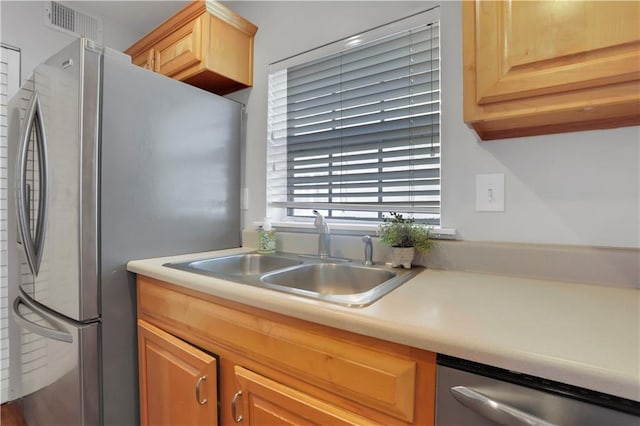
[362,235,374,266]
[313,210,331,258]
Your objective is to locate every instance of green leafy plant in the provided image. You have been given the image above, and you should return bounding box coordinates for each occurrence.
[378,212,434,252]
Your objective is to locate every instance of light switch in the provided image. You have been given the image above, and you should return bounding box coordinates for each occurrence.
[476,173,505,212]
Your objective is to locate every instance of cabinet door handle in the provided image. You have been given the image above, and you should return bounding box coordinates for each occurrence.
[231,390,244,423]
[195,375,207,405]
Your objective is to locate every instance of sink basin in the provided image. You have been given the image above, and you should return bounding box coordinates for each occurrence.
[164,252,421,307]
[260,262,419,307]
[261,263,395,295]
[167,253,302,276]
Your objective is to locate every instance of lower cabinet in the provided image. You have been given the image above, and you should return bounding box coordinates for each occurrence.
[232,366,382,425]
[137,319,218,426]
[136,275,437,425]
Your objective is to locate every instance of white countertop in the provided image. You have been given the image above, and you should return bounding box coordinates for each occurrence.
[127,247,640,402]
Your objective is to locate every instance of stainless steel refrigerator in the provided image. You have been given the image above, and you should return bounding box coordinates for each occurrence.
[6,38,241,426]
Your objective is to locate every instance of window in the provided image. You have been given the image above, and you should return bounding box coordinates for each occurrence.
[267,8,440,226]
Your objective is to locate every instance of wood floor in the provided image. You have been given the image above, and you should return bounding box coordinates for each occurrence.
[0,403,27,426]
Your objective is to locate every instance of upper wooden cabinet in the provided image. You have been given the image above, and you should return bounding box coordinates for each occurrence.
[125,0,258,95]
[462,0,640,140]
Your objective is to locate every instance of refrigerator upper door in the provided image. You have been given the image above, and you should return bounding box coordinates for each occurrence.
[17,38,100,322]
[15,90,49,277]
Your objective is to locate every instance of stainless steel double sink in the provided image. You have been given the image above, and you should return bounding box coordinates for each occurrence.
[164,252,421,307]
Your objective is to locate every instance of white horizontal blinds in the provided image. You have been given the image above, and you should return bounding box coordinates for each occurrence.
[267,12,440,224]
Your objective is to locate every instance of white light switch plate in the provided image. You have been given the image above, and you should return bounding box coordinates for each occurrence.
[476,173,505,212]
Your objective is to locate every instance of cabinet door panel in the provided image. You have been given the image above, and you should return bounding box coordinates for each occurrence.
[234,366,382,426]
[138,319,217,426]
[154,16,203,78]
[474,0,640,104]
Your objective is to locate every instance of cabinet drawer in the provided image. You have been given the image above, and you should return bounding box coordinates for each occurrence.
[138,277,419,422]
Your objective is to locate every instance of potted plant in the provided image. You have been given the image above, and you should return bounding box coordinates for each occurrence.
[378,212,433,269]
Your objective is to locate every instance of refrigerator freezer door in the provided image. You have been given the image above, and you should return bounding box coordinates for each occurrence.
[10,290,99,426]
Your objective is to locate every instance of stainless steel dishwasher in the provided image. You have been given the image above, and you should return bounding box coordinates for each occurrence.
[435,355,640,426]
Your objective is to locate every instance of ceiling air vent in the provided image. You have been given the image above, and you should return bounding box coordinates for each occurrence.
[44,1,103,43]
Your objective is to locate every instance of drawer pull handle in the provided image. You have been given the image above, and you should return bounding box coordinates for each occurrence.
[232,390,244,423]
[195,375,207,405]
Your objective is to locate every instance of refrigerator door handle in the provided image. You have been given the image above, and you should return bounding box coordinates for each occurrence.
[16,90,49,276]
[12,295,73,344]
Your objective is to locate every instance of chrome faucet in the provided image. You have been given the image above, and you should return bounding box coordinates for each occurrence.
[313,210,331,258]
[362,235,374,266]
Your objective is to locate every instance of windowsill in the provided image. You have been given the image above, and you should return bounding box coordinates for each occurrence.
[252,219,457,239]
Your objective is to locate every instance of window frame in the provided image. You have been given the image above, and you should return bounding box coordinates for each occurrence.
[266,8,449,233]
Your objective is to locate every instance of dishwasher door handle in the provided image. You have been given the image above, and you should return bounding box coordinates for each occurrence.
[450,386,558,426]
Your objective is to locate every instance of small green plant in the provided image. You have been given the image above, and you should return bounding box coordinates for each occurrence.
[378,212,434,252]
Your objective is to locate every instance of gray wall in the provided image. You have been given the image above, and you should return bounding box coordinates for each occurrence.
[0,1,147,82]
[2,1,638,249]
[225,1,640,249]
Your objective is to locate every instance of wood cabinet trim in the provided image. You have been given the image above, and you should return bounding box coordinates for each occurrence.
[125,2,206,57]
[124,1,257,58]
[206,0,258,35]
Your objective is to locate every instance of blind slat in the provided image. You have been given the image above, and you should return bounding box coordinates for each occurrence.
[275,90,440,130]
[271,82,439,124]
[287,167,440,185]
[289,157,440,176]
[286,62,439,103]
[276,136,440,159]
[272,202,441,214]
[273,177,440,191]
[288,146,440,166]
[281,114,440,146]
[287,43,440,93]
[289,24,439,80]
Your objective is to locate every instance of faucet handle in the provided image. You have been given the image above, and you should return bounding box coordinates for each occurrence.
[313,210,330,232]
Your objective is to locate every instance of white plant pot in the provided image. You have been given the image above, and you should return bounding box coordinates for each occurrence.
[390,247,415,269]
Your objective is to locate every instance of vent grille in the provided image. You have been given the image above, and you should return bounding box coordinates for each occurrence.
[44,1,103,43]
[50,1,74,32]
